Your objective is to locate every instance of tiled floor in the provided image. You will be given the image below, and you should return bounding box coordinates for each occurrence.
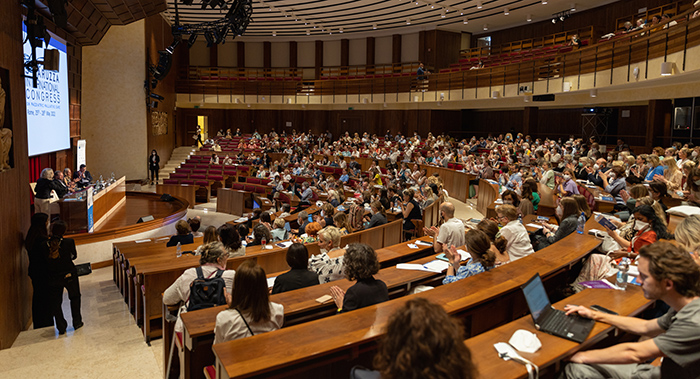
[2,196,482,377]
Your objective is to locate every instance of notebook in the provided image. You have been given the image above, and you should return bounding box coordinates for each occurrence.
[521,273,595,343]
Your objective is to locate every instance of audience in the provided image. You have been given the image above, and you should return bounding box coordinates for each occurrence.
[495,204,534,261]
[218,224,245,257]
[442,229,496,284]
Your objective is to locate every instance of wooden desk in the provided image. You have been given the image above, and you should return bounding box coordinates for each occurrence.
[179,239,438,379]
[576,181,615,213]
[156,183,196,209]
[216,188,247,216]
[212,219,603,378]
[465,287,651,379]
[477,179,500,218]
[59,176,127,233]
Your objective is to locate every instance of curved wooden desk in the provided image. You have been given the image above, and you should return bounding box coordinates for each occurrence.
[211,219,602,378]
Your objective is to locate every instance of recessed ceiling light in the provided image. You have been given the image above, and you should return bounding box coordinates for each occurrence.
[571,3,576,11]
[527,14,532,22]
[372,23,377,29]
[542,0,547,4]
[406,19,411,24]
[306,30,310,35]
[463,17,468,24]
[272,31,276,36]
[483,24,488,30]
[477,1,482,9]
[339,27,343,33]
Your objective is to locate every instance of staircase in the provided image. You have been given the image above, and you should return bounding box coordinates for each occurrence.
[158,146,196,182]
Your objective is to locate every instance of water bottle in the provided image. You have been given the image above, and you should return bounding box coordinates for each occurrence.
[616,258,629,289]
[576,212,586,234]
[176,242,182,258]
[518,214,523,224]
[261,236,267,247]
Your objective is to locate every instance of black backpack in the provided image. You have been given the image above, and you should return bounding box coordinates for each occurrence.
[187,267,227,312]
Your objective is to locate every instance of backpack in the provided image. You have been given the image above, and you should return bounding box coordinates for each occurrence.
[187,267,227,312]
[348,203,365,231]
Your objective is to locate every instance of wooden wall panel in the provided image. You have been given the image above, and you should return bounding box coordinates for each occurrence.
[0,0,33,349]
[145,14,177,169]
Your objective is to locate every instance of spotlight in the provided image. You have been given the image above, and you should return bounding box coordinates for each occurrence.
[527,14,532,22]
[542,0,547,4]
[463,17,468,24]
[661,61,675,76]
[570,3,576,11]
[150,93,165,101]
[552,18,556,24]
[590,89,597,97]
[339,27,343,33]
[560,15,565,21]
[406,19,411,24]
[372,24,377,29]
[477,1,482,9]
[272,30,277,36]
[306,30,310,35]
[483,24,488,30]
[188,33,197,48]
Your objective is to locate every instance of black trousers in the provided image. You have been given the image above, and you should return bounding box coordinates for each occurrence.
[48,273,82,331]
[31,278,54,328]
[150,168,158,182]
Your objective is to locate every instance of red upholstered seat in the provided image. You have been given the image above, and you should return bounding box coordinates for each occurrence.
[223,170,237,176]
[232,183,244,190]
[254,187,266,194]
[195,180,208,186]
[170,173,188,179]
[244,184,255,192]
[208,175,224,181]
[204,365,216,379]
[192,169,207,174]
[163,179,179,185]
[190,174,206,180]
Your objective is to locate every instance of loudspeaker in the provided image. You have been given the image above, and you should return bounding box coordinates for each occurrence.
[160,193,174,202]
[43,49,59,71]
[137,215,155,223]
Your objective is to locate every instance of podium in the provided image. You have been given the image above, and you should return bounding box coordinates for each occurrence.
[59,176,126,233]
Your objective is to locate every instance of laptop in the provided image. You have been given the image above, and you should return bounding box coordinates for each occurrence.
[521,273,595,343]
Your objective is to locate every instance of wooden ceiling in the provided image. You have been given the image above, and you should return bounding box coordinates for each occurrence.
[34,0,167,46]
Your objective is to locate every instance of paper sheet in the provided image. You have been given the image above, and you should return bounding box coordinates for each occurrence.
[423,260,449,273]
[525,223,543,229]
[396,263,431,272]
[266,277,276,288]
[407,243,419,249]
[135,239,151,243]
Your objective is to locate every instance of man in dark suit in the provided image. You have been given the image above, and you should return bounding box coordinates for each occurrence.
[53,170,69,198]
[73,164,93,188]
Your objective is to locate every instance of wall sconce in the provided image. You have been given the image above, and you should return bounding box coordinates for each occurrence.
[590,89,597,98]
[439,93,445,101]
[491,91,500,99]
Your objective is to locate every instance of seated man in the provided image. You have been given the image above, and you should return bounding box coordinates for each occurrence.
[166,220,195,247]
[563,241,700,379]
[73,164,93,188]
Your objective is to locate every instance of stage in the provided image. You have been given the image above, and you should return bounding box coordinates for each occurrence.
[67,191,189,246]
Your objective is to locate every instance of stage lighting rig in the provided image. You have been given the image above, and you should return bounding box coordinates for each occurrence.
[170,0,253,47]
[551,9,571,24]
[21,0,55,88]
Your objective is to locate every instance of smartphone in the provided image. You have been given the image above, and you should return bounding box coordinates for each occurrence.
[308,215,313,223]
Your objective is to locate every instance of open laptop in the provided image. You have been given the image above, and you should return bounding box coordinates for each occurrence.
[521,273,595,343]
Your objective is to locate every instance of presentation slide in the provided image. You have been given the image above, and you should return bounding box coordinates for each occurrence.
[23,24,70,157]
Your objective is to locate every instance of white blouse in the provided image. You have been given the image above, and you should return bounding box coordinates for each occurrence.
[214,303,284,344]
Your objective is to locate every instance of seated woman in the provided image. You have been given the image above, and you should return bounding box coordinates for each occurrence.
[308,226,345,283]
[599,165,627,209]
[655,156,683,191]
[521,178,540,213]
[333,212,353,235]
[214,260,283,344]
[163,242,235,334]
[318,203,336,228]
[644,155,665,182]
[442,229,496,285]
[605,204,672,260]
[496,204,534,261]
[399,188,422,234]
[648,180,672,213]
[194,226,218,255]
[363,298,476,379]
[219,224,245,257]
[269,217,288,242]
[210,153,220,165]
[272,243,319,294]
[556,168,580,196]
[166,220,194,247]
[366,200,388,228]
[536,197,580,250]
[329,243,389,313]
[572,194,592,220]
[247,224,272,247]
[302,222,322,244]
[674,215,700,266]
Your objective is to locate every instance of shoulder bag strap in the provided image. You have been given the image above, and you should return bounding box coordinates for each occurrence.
[235,308,255,336]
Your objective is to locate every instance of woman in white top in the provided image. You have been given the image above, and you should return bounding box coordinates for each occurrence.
[163,242,235,334]
[495,204,534,261]
[214,260,284,344]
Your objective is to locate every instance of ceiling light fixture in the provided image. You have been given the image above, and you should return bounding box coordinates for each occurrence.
[542,0,547,4]
[570,3,576,11]
[306,30,310,35]
[463,17,468,24]
[527,14,532,21]
[504,7,509,15]
[372,23,377,29]
[272,30,276,36]
[406,19,411,24]
[477,1,482,9]
[339,27,343,33]
[483,23,488,30]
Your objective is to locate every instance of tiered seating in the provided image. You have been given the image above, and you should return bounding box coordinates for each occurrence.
[615,0,691,31]
[320,62,421,80]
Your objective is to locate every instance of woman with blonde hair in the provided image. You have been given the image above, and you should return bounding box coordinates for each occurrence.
[674,215,700,266]
[655,156,683,191]
[333,212,353,234]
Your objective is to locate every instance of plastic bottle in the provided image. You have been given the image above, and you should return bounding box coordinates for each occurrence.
[518,214,523,224]
[261,236,267,247]
[616,258,629,289]
[576,212,586,234]
[176,242,182,258]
